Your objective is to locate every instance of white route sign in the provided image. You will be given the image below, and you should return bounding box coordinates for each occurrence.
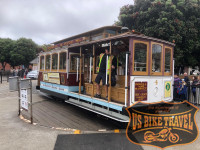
[20,89,28,110]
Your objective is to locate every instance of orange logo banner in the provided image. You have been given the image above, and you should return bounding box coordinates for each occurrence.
[126,101,199,149]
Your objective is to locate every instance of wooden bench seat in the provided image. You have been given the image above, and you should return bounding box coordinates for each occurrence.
[84,74,128,104]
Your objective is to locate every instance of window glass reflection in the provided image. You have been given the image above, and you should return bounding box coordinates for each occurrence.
[134,43,147,72]
[152,44,162,72]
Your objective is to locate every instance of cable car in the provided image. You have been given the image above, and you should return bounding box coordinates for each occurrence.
[37,26,175,122]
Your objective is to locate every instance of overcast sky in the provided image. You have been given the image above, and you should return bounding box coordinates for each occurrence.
[0,0,133,45]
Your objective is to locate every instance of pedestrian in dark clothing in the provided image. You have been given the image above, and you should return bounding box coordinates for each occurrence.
[183,72,190,100]
[183,72,190,84]
[192,76,198,104]
[173,74,181,101]
[177,79,187,100]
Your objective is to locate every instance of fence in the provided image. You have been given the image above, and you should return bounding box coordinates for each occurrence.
[187,84,200,105]
[0,69,27,83]
[0,70,11,83]
[174,83,200,105]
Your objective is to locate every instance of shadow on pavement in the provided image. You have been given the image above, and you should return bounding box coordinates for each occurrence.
[54,133,143,150]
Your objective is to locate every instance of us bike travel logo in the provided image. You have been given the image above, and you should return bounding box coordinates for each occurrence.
[126,101,199,149]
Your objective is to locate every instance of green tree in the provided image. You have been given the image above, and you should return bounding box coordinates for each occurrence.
[10,38,38,68]
[0,38,15,70]
[117,0,200,68]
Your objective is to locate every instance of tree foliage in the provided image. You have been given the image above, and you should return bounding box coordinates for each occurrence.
[117,0,200,68]
[0,38,38,69]
[0,38,15,70]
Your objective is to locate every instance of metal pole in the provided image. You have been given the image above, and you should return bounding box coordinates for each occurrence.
[30,80,33,124]
[18,77,20,116]
[67,52,69,79]
[0,71,2,84]
[92,45,95,97]
[108,41,112,102]
[106,55,108,85]
[89,56,92,83]
[76,57,79,82]
[79,47,82,94]
[125,53,129,107]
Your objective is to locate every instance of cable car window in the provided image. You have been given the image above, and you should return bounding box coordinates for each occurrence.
[165,48,171,73]
[70,54,79,72]
[152,44,162,73]
[52,53,58,70]
[134,43,147,72]
[45,55,50,70]
[40,56,44,70]
[59,52,66,70]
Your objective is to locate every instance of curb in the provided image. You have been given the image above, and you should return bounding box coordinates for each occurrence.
[19,115,126,134]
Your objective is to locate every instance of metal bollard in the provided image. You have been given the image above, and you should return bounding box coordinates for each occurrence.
[0,72,2,84]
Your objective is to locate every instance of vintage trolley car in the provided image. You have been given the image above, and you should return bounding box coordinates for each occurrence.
[37,26,175,122]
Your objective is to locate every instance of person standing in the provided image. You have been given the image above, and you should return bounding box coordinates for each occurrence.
[94,48,115,99]
[183,72,190,100]
[173,74,181,101]
[192,76,198,105]
[183,72,190,83]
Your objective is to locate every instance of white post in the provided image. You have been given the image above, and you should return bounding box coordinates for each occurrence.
[67,52,69,79]
[50,54,52,72]
[76,57,79,82]
[57,53,59,72]
[89,56,92,83]
[125,53,129,107]
[172,59,175,100]
[106,55,108,85]
[65,51,68,72]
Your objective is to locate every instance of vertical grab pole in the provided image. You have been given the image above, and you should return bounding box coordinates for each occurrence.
[108,41,112,102]
[79,47,82,94]
[89,56,92,83]
[106,55,108,85]
[76,57,79,82]
[67,51,70,79]
[18,77,20,116]
[125,52,129,107]
[30,79,33,124]
[92,45,95,97]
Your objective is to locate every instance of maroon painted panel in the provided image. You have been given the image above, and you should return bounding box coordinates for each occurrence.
[135,82,147,101]
[67,73,84,86]
[39,72,43,82]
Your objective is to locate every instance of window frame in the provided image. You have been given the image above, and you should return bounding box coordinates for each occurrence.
[164,47,173,76]
[59,52,67,72]
[132,40,149,75]
[45,54,51,71]
[69,53,84,73]
[40,55,45,71]
[150,42,163,76]
[51,53,58,71]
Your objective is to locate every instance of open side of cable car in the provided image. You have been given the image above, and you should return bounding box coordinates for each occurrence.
[37,26,175,122]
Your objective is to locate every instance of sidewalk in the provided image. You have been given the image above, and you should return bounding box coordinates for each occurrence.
[0,82,67,150]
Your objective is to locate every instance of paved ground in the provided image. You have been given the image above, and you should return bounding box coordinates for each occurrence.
[20,80,125,131]
[0,81,68,150]
[0,80,200,150]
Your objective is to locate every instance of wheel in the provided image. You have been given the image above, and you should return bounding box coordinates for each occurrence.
[169,133,179,143]
[144,131,155,142]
